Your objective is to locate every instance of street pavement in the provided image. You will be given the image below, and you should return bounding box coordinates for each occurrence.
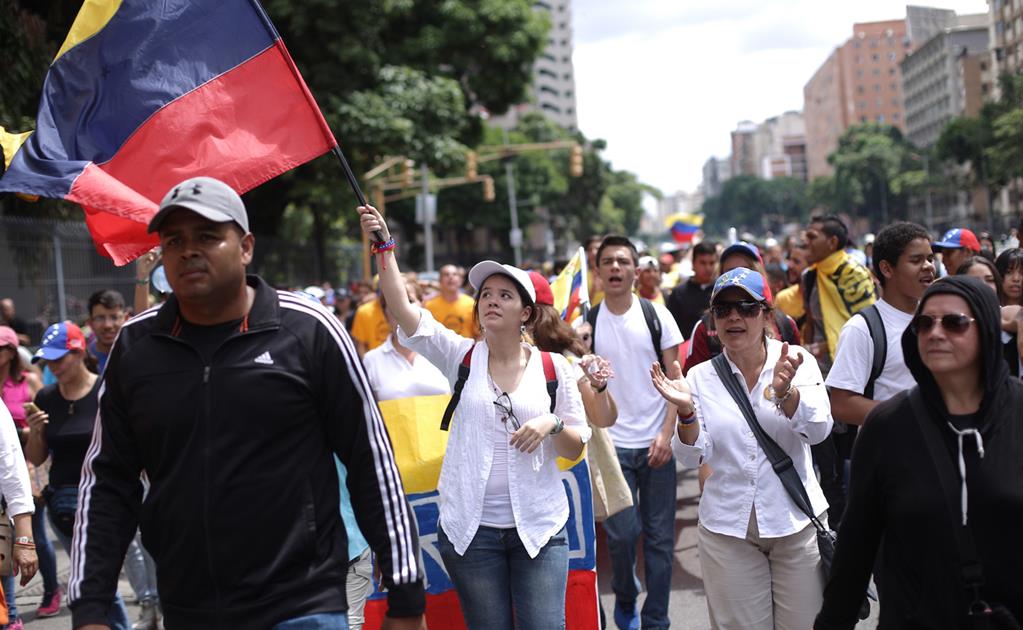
[15,465,877,629]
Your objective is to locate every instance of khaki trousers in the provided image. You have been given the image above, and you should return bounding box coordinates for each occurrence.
[698,509,825,630]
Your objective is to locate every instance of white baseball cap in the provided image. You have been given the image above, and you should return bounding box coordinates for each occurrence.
[467,261,536,303]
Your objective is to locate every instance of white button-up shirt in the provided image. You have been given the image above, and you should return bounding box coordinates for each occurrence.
[398,309,590,558]
[674,338,832,539]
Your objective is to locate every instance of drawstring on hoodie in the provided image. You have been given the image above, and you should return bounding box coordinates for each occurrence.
[944,423,985,526]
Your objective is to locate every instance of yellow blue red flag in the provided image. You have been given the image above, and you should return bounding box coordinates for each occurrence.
[0,0,336,265]
[665,212,704,243]
[551,247,590,323]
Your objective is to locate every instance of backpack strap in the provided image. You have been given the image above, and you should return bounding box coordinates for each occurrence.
[585,303,601,352]
[440,343,475,431]
[540,351,558,413]
[856,305,887,400]
[639,297,665,370]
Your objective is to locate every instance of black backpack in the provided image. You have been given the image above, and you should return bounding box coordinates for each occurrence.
[855,304,887,400]
[586,298,664,370]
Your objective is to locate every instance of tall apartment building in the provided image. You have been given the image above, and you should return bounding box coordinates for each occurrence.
[804,20,910,179]
[902,15,990,149]
[490,0,578,131]
[701,156,733,198]
[731,121,759,178]
[989,0,1023,92]
[755,111,808,182]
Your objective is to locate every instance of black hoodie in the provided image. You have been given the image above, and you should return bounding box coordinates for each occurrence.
[816,276,1023,629]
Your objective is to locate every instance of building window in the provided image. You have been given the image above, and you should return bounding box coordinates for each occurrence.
[888,52,897,61]
[858,85,865,93]
[873,53,880,61]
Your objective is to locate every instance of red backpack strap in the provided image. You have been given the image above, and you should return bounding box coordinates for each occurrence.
[440,343,475,431]
[540,351,558,413]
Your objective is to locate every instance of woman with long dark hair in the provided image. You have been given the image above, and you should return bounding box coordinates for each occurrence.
[24,323,130,630]
[359,204,590,630]
[817,276,1023,628]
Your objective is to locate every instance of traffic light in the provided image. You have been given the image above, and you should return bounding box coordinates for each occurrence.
[402,159,414,186]
[570,144,583,177]
[466,150,478,179]
[482,177,495,202]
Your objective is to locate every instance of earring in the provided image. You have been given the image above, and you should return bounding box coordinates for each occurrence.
[520,324,526,334]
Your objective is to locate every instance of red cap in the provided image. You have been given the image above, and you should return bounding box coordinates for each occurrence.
[528,271,554,306]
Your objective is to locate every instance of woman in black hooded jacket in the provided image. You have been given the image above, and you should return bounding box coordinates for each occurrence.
[816,276,1023,629]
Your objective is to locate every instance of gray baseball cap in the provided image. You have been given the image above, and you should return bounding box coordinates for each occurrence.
[148,176,249,234]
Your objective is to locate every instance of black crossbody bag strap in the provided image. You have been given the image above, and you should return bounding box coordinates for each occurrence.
[711,353,826,534]
[907,389,991,619]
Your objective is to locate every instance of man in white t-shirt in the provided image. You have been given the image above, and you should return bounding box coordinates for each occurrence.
[827,221,936,424]
[588,236,682,630]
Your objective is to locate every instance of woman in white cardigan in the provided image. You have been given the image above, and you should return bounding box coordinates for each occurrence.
[359,205,590,630]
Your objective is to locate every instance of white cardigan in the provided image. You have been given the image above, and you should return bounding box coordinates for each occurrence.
[398,308,590,558]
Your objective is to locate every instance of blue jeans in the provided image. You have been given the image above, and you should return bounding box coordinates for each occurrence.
[602,447,677,629]
[49,491,131,630]
[33,502,59,598]
[273,612,349,629]
[438,523,568,630]
[123,529,159,604]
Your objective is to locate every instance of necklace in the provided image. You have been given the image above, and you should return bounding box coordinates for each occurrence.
[68,400,75,415]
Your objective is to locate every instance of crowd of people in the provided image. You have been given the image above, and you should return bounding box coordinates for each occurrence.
[0,173,1019,630]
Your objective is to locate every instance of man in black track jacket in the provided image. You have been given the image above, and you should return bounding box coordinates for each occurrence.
[70,177,425,630]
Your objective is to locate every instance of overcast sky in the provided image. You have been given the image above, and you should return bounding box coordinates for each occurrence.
[572,0,990,198]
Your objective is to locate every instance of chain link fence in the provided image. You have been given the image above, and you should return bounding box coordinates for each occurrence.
[0,216,364,344]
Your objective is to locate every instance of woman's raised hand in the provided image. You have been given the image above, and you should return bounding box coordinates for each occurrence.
[358,205,390,241]
[772,342,804,396]
[650,360,692,410]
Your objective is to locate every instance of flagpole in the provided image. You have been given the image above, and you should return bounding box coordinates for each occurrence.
[330,145,385,243]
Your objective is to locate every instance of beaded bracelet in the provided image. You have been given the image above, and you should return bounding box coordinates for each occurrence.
[371,237,397,254]
[677,409,697,426]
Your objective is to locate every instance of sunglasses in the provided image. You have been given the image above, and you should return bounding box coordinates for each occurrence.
[911,313,976,335]
[492,392,521,432]
[710,300,763,319]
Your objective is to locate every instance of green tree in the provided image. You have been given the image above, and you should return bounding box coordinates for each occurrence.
[701,176,809,235]
[824,122,919,222]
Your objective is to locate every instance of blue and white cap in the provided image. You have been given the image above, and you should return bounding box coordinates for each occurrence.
[711,267,767,303]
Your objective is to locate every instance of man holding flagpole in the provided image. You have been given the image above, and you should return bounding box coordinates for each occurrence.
[72,177,426,630]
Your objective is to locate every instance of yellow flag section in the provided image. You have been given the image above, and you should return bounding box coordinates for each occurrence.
[378,395,585,494]
[550,246,589,322]
[376,395,450,494]
[367,394,598,630]
[54,0,123,63]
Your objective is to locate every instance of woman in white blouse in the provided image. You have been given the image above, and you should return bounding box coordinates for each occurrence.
[650,267,833,630]
[359,205,590,630]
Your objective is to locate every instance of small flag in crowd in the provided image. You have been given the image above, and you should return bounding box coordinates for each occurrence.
[665,212,704,244]
[551,247,590,323]
[0,0,336,265]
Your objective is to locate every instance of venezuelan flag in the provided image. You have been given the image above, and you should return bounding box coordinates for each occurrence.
[0,0,335,265]
[551,247,590,323]
[363,395,599,629]
[665,212,704,244]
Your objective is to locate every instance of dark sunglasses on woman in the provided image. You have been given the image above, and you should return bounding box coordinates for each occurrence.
[711,300,763,319]
[911,313,975,335]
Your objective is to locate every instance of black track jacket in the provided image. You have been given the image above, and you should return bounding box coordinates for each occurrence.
[69,276,424,629]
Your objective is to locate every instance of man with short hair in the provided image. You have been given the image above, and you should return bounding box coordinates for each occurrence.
[85,290,126,374]
[0,298,31,345]
[350,293,390,357]
[789,215,877,527]
[827,222,935,424]
[424,264,477,337]
[932,227,981,277]
[71,176,425,630]
[665,241,717,341]
[590,235,682,630]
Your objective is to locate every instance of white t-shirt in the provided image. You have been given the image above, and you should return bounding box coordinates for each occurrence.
[594,297,684,448]
[826,299,915,402]
[362,336,451,401]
